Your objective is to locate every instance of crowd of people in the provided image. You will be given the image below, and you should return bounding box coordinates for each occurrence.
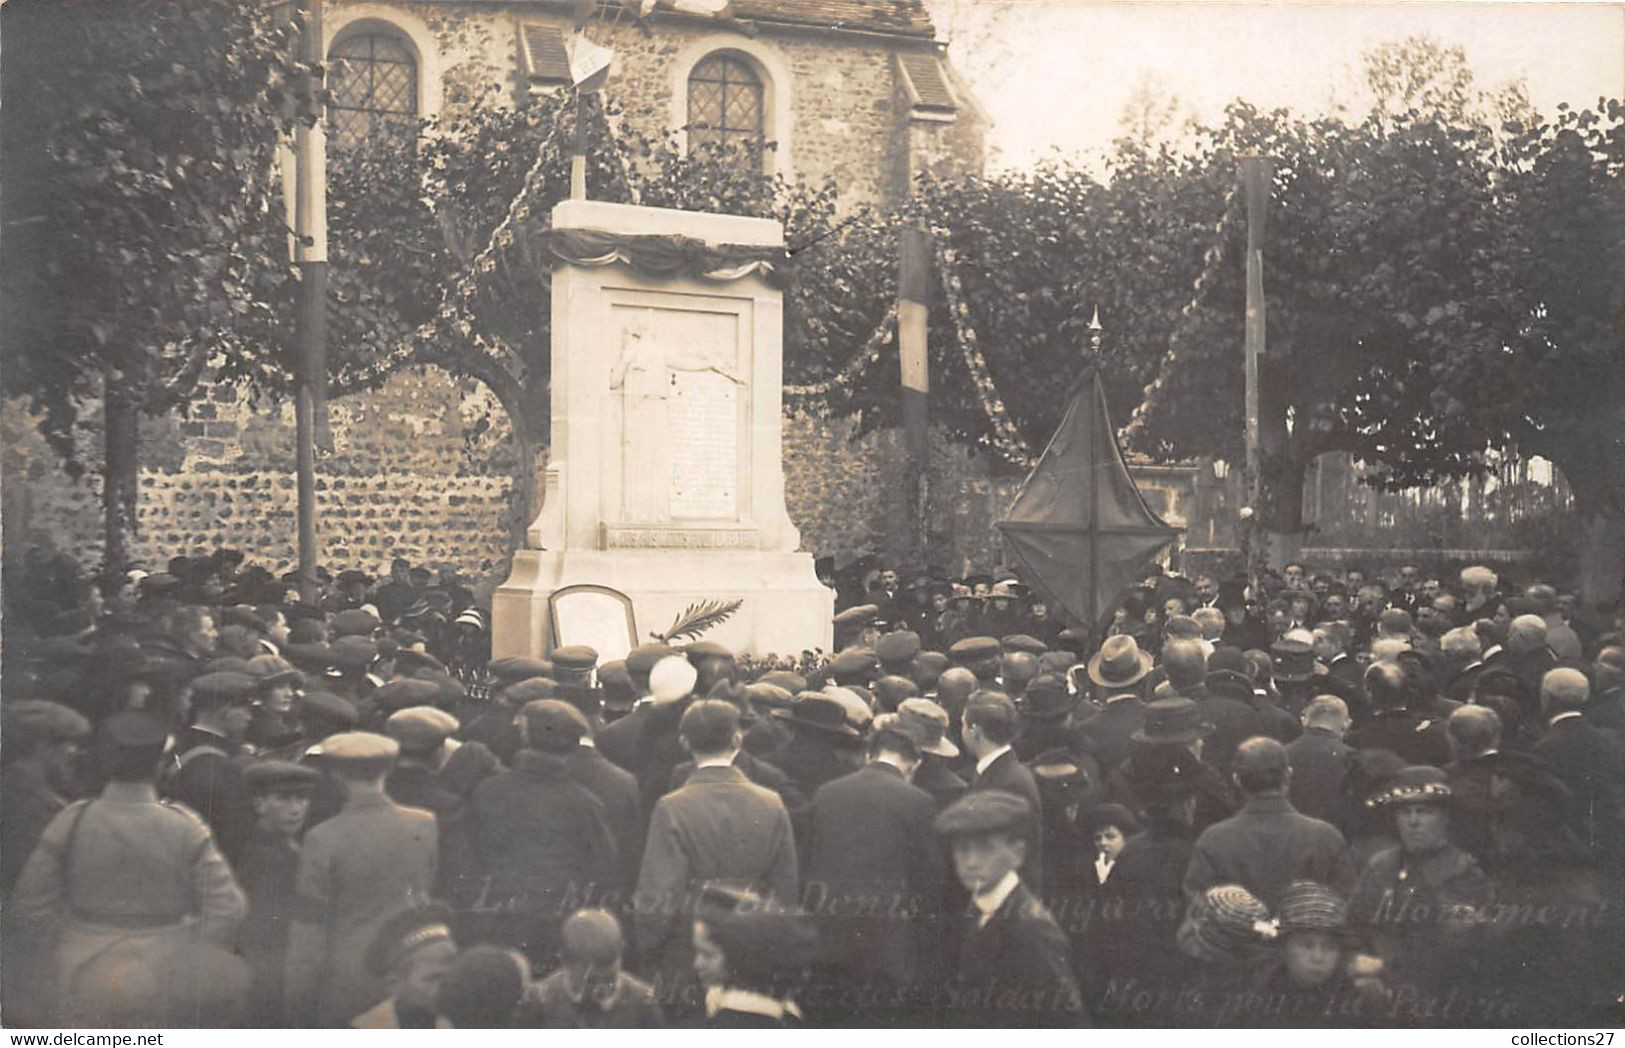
[2,547,1623,1029]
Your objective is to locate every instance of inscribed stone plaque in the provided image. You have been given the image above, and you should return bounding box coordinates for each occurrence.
[667,369,739,519]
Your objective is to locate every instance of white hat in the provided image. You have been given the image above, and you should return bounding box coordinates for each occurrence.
[648,655,698,703]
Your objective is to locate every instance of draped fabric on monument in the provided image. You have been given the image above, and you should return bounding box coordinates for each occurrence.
[997,370,1178,631]
[533,228,792,288]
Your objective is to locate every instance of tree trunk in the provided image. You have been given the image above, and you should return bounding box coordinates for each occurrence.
[1574,505,1624,609]
[467,364,539,557]
[102,378,140,576]
[1258,451,1307,568]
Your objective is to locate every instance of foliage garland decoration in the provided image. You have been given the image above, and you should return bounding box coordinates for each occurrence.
[1120,181,1244,446]
[930,223,1033,466]
[783,301,898,404]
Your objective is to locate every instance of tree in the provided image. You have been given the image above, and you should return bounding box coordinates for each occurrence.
[1,0,297,573]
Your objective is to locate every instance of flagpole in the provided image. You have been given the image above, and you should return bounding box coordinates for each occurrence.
[571,0,593,199]
[1239,156,1269,595]
[293,0,328,605]
[898,220,931,567]
[1086,313,1102,634]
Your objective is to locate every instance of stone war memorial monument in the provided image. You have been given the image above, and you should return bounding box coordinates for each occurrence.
[493,200,833,660]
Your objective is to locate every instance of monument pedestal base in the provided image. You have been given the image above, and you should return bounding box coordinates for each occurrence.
[493,548,833,659]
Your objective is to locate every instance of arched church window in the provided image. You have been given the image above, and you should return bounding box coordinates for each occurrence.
[328,31,418,151]
[686,53,765,157]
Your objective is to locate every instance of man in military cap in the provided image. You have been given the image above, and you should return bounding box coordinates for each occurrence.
[284,732,438,1027]
[833,604,880,650]
[468,700,618,964]
[237,759,321,1025]
[551,644,604,723]
[12,712,248,1027]
[168,670,259,864]
[933,791,1084,1026]
[1,701,90,898]
[351,903,459,1028]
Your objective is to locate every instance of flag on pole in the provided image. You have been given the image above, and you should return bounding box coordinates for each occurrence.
[997,371,1177,630]
[568,32,615,91]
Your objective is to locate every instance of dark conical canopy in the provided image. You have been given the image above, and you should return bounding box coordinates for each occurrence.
[997,371,1177,630]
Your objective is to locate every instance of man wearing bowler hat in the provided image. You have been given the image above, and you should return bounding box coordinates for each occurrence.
[767,692,862,800]
[1111,696,1235,832]
[1014,673,1081,761]
[934,791,1084,1027]
[1074,634,1153,778]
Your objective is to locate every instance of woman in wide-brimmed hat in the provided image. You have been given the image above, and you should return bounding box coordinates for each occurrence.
[1347,766,1492,996]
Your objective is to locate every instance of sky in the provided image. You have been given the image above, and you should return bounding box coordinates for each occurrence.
[925,1,1625,171]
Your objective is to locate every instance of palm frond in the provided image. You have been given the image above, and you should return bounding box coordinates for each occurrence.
[652,598,743,643]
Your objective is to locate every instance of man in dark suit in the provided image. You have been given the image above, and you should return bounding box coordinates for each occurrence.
[934,791,1085,1027]
[1532,668,1625,866]
[1163,638,1258,771]
[1184,736,1353,908]
[1345,661,1451,767]
[167,671,259,865]
[563,722,646,894]
[804,726,948,1019]
[766,694,862,802]
[1074,635,1152,777]
[467,701,618,966]
[887,699,967,810]
[963,692,1043,891]
[633,700,798,1015]
[1590,646,1625,733]
[1285,695,1355,826]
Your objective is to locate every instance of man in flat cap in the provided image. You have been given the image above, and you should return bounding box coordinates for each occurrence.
[934,791,1084,1027]
[634,699,798,1015]
[284,732,438,1027]
[1,701,90,899]
[12,713,248,1027]
[804,721,950,1016]
[237,760,321,1025]
[468,700,618,965]
[167,670,259,864]
[886,699,967,810]
[876,629,923,679]
[950,636,1004,688]
[384,706,476,900]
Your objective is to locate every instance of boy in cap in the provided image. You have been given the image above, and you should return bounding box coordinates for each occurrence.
[237,760,321,1025]
[351,903,459,1028]
[933,791,1084,1027]
[284,732,438,1027]
[523,908,663,1028]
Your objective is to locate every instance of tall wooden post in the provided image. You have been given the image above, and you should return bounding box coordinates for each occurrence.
[293,0,328,604]
[898,221,931,563]
[1239,156,1269,591]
